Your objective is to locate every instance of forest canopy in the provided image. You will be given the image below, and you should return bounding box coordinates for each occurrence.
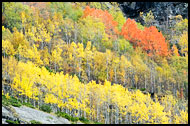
[2,2,188,124]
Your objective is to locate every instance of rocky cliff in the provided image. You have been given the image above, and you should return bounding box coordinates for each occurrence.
[118,2,188,22]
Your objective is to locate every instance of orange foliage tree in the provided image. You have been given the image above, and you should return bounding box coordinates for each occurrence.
[121,18,169,57]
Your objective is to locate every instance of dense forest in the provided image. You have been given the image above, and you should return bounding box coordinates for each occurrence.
[2,2,188,124]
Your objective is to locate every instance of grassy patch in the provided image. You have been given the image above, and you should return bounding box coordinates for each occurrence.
[6,119,19,124]
[22,102,35,109]
[47,116,53,120]
[79,117,90,124]
[30,120,42,124]
[71,117,79,122]
[2,95,9,106]
[94,121,103,124]
[2,95,22,107]
[56,111,79,122]
[39,104,52,113]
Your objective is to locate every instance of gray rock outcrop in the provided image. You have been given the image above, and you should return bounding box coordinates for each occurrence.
[2,106,71,124]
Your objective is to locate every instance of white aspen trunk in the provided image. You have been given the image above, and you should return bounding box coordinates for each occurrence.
[105,102,107,124]
[90,93,92,120]
[115,105,117,124]
[84,110,86,118]
[41,41,44,50]
[97,101,99,122]
[54,62,56,73]
[79,58,81,78]
[88,61,91,81]
[3,51,6,59]
[136,76,138,89]
[117,106,119,124]
[120,112,122,124]
[74,22,77,43]
[151,69,153,93]
[125,113,128,124]
[66,31,68,46]
[145,74,146,89]
[114,66,117,83]
[153,72,155,93]
[107,103,109,124]
[110,107,112,124]
[124,67,127,87]
[104,102,106,124]
[69,36,70,45]
[74,48,76,75]
[106,57,109,80]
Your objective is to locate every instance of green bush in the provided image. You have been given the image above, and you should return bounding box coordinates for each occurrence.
[39,104,52,113]
[140,88,146,91]
[71,117,79,122]
[30,120,42,124]
[56,111,79,122]
[22,102,35,108]
[2,95,9,106]
[129,87,137,90]
[9,97,22,107]
[56,111,66,117]
[6,119,19,124]
[64,113,71,121]
[45,66,54,73]
[79,117,90,123]
[2,95,22,107]
[94,121,103,124]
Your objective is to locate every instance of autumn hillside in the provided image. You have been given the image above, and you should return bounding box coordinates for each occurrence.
[2,2,188,124]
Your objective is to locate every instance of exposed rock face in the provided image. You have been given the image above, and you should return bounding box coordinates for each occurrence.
[118,2,188,26]
[2,106,71,124]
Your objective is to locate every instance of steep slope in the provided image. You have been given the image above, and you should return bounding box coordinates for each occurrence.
[2,105,73,124]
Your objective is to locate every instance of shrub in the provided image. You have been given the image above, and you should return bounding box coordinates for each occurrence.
[65,114,71,121]
[22,102,35,108]
[2,95,22,107]
[2,95,9,106]
[56,111,79,122]
[94,121,103,124]
[71,117,79,122]
[79,117,90,123]
[140,88,146,91]
[6,119,19,124]
[56,111,67,118]
[45,66,54,73]
[9,97,22,107]
[30,120,42,124]
[129,87,137,90]
[39,104,52,113]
